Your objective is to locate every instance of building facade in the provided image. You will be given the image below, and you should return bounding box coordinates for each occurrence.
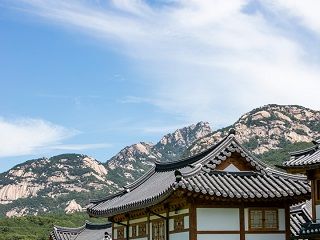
[87,130,310,240]
[282,140,320,239]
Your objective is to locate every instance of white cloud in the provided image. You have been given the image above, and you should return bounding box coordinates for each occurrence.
[0,117,112,158]
[5,0,320,126]
[0,117,75,158]
[268,0,320,36]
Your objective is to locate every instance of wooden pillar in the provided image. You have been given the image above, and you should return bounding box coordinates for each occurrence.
[111,222,114,240]
[126,219,129,240]
[189,203,197,240]
[285,205,291,240]
[147,212,151,240]
[239,206,245,240]
[166,208,169,240]
[312,180,316,222]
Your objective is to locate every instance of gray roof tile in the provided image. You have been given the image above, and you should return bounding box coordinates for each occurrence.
[283,141,320,168]
[50,222,111,240]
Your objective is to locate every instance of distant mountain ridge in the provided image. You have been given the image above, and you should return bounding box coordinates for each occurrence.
[187,104,320,156]
[0,104,319,217]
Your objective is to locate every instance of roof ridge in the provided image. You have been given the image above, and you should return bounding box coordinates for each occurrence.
[154,133,231,171]
[265,167,308,181]
[85,221,112,229]
[289,144,318,157]
[53,224,85,232]
[232,138,269,168]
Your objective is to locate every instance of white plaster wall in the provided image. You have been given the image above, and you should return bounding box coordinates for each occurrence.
[129,226,132,237]
[169,219,174,231]
[149,222,152,239]
[316,205,320,222]
[197,234,239,240]
[184,216,189,229]
[169,208,189,217]
[197,208,240,231]
[129,217,148,224]
[278,209,285,230]
[113,229,117,239]
[169,232,189,240]
[150,214,166,220]
[244,208,248,231]
[245,233,285,240]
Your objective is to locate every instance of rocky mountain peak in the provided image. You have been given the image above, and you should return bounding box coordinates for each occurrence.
[155,121,212,161]
[188,104,320,156]
[0,154,113,208]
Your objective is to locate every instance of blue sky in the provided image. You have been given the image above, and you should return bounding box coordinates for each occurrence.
[0,0,319,172]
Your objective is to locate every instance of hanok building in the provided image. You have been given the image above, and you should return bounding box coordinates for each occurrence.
[282,140,320,239]
[87,130,310,240]
[290,201,312,239]
[49,221,112,240]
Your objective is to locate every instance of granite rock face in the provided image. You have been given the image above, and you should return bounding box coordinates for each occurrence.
[187,105,320,156]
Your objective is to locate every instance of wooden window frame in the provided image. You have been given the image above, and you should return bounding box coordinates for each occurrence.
[131,224,137,238]
[138,222,147,237]
[173,215,184,232]
[117,227,125,240]
[248,208,279,231]
[152,219,165,240]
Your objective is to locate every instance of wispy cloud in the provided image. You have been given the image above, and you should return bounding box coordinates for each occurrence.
[49,143,112,151]
[119,96,154,104]
[0,117,111,158]
[4,0,320,125]
[0,117,75,158]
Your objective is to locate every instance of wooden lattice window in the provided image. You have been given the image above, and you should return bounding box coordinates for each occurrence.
[173,216,184,231]
[152,220,165,240]
[249,210,263,230]
[138,223,147,237]
[131,224,137,238]
[117,227,125,240]
[249,209,278,231]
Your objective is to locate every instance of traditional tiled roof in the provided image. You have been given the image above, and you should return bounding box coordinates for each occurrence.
[290,201,312,238]
[50,221,111,240]
[87,130,311,217]
[283,140,320,169]
[298,222,320,239]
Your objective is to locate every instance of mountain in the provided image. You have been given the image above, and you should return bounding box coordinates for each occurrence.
[105,122,212,186]
[187,105,320,157]
[0,104,319,217]
[0,154,119,217]
[0,122,212,217]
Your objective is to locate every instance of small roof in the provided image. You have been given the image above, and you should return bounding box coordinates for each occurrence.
[50,221,111,240]
[282,140,320,170]
[87,130,310,217]
[290,201,312,238]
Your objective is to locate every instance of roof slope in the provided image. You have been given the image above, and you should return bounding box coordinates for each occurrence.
[88,131,311,217]
[290,201,312,238]
[50,221,111,240]
[283,140,320,168]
